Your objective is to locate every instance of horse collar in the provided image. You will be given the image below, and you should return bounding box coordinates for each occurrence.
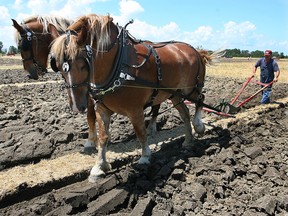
[89,25,127,96]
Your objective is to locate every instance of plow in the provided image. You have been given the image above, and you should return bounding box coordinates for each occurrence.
[202,75,274,117]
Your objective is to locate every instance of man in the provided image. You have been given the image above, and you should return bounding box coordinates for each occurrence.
[252,50,280,104]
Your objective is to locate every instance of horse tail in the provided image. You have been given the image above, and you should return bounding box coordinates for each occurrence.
[198,49,225,66]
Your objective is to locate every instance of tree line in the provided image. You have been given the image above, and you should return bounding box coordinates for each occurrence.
[1,41,287,58]
[0,42,18,55]
[223,48,287,58]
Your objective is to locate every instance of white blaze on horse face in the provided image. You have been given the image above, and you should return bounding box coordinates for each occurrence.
[67,72,78,112]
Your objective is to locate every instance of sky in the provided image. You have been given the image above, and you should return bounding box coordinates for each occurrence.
[1,0,288,54]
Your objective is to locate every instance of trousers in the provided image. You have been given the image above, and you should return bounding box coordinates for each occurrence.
[261,89,271,104]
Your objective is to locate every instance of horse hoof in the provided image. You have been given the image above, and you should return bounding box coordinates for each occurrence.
[89,165,109,183]
[194,124,205,135]
[82,146,96,154]
[138,156,150,165]
[88,173,105,183]
[135,163,149,172]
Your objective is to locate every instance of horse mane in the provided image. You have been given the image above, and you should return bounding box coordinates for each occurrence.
[14,15,73,45]
[51,14,114,63]
[23,15,73,34]
[89,15,113,54]
[50,34,68,66]
[67,14,114,55]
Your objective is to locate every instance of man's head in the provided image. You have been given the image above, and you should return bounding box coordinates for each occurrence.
[264,50,272,57]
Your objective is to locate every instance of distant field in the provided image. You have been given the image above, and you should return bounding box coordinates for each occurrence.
[207,58,287,83]
[1,54,22,60]
[1,54,287,83]
[0,54,22,69]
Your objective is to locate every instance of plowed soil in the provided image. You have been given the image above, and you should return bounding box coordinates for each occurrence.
[0,57,287,216]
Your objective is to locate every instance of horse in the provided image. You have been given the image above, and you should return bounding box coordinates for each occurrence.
[12,15,99,152]
[12,15,73,80]
[49,14,223,182]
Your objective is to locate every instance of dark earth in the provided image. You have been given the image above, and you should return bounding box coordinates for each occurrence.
[0,57,287,215]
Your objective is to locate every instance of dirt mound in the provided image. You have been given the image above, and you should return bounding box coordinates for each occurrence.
[0,57,287,215]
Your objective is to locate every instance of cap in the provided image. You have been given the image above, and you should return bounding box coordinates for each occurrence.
[264,50,272,56]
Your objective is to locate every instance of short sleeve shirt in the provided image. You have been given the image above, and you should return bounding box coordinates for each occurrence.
[255,58,279,83]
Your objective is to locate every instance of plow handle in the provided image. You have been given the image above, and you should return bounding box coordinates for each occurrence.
[230,75,254,105]
[236,80,274,107]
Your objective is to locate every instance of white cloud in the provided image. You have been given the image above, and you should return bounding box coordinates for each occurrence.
[1,1,287,54]
[0,6,10,21]
[128,20,180,41]
[182,26,213,46]
[13,0,24,10]
[113,0,144,24]
[223,21,256,38]
[0,25,17,49]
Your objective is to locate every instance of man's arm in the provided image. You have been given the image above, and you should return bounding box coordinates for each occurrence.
[274,70,280,82]
[252,66,257,77]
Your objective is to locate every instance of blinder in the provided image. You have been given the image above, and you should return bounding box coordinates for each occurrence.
[50,57,59,72]
[21,31,33,51]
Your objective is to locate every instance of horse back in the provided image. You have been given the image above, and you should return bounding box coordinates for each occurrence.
[132,42,205,93]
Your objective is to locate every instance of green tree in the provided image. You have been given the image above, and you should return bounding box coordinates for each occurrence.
[0,41,3,53]
[250,50,263,58]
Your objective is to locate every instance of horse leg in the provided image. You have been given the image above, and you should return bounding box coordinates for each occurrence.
[89,106,112,183]
[130,110,151,165]
[170,97,193,146]
[146,104,160,136]
[192,93,205,135]
[192,103,205,135]
[84,97,97,153]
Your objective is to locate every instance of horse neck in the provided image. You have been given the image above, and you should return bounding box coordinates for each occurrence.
[91,23,120,84]
[92,43,119,84]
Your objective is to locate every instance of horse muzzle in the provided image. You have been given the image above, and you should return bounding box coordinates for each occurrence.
[27,67,39,80]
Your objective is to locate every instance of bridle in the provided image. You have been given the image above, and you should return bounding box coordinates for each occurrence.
[52,23,125,91]
[19,24,48,76]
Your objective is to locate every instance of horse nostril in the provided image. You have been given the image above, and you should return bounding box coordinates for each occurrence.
[79,106,86,113]
[26,73,38,80]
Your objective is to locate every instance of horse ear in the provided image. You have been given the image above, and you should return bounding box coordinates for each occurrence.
[11,19,25,34]
[48,23,60,40]
[76,26,88,46]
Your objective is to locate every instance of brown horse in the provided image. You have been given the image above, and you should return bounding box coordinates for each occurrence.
[12,15,100,152]
[50,14,222,182]
[12,15,73,80]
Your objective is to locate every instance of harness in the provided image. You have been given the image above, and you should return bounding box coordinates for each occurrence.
[19,24,48,75]
[60,20,219,111]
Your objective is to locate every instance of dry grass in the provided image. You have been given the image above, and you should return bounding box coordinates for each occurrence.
[0,54,22,60]
[207,58,288,83]
[0,54,22,70]
[0,65,23,70]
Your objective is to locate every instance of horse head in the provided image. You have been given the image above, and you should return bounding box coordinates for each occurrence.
[12,16,73,79]
[50,14,118,113]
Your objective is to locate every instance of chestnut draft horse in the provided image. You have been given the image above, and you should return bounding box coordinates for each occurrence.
[12,15,73,79]
[50,15,223,182]
[12,15,100,152]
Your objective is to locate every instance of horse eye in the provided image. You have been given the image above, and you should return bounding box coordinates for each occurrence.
[81,65,87,71]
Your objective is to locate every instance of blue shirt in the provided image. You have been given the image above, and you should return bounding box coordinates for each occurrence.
[255,58,279,83]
